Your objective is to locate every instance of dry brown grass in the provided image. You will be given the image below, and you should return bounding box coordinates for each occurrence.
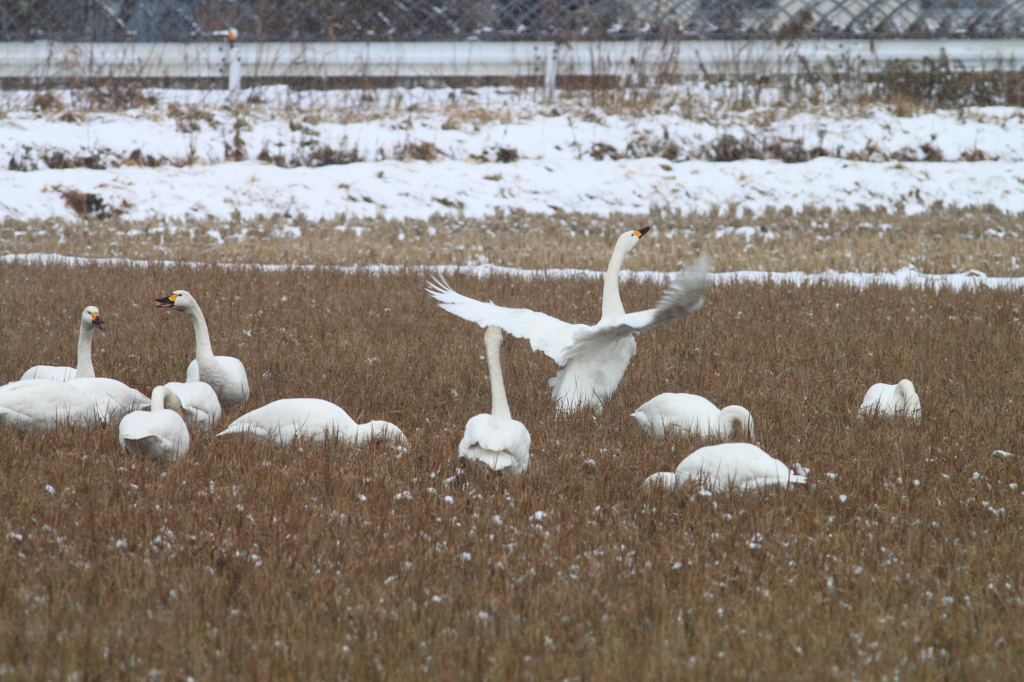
[1,260,1024,679]
[4,206,1024,275]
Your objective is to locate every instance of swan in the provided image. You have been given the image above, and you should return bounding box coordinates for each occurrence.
[118,385,190,462]
[632,393,754,440]
[19,306,104,381]
[162,381,222,432]
[0,380,100,430]
[674,443,806,493]
[459,326,531,474]
[859,379,921,422]
[428,228,707,412]
[156,290,250,411]
[217,398,407,447]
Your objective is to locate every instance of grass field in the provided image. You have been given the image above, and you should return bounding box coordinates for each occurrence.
[1,256,1023,679]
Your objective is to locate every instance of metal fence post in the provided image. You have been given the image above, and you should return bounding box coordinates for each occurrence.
[544,43,558,103]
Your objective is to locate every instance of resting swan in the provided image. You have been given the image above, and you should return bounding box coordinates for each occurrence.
[0,381,99,430]
[673,443,806,493]
[859,379,921,422]
[156,290,250,411]
[0,377,148,431]
[20,306,104,381]
[163,381,222,432]
[118,385,190,462]
[217,398,407,447]
[632,393,754,440]
[459,326,531,474]
[428,227,707,412]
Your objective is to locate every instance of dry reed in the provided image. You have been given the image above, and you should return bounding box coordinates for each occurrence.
[0,260,1023,679]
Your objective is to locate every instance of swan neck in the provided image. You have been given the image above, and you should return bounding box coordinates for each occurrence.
[719,406,752,438]
[186,305,216,364]
[601,238,630,320]
[75,318,95,378]
[486,338,512,421]
[151,386,167,411]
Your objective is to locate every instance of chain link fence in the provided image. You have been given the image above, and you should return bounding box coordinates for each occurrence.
[2,0,1023,42]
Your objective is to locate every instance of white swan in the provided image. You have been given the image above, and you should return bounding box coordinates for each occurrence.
[20,306,104,381]
[632,393,754,440]
[0,380,99,430]
[163,381,222,432]
[156,290,250,411]
[428,228,707,412]
[118,385,190,462]
[0,377,148,430]
[859,379,921,421]
[217,398,407,447]
[459,326,531,474]
[674,443,807,493]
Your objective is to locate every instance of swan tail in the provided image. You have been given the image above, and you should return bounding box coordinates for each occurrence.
[460,446,517,472]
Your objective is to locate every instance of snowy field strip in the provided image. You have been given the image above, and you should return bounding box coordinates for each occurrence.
[4,252,1019,291]
[3,157,1024,223]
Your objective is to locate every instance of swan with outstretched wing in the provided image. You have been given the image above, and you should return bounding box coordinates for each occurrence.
[428,228,707,412]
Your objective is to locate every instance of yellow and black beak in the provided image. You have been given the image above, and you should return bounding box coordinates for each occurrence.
[633,226,651,238]
[155,294,178,308]
[90,312,105,331]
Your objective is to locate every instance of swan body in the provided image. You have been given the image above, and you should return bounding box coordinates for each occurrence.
[0,376,148,431]
[675,443,806,493]
[20,306,104,381]
[118,386,190,462]
[156,290,250,411]
[428,228,707,412]
[859,380,922,422]
[218,398,407,447]
[459,326,531,474]
[0,381,100,430]
[632,393,754,440]
[163,381,222,432]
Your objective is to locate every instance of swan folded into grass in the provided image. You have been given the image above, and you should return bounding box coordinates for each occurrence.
[859,379,922,422]
[217,398,407,447]
[428,227,707,412]
[156,290,250,411]
[459,326,531,474]
[163,381,222,432]
[642,471,679,491]
[670,443,806,493]
[0,377,148,431]
[631,393,754,440]
[118,385,190,462]
[19,306,104,381]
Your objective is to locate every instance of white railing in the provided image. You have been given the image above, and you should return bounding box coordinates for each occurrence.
[1,39,1019,88]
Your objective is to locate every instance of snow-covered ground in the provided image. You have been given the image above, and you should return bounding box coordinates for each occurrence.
[1,85,1022,223]
[4,252,1018,291]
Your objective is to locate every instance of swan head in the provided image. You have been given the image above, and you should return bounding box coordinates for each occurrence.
[897,379,922,420]
[616,226,650,254]
[155,290,196,312]
[82,306,104,331]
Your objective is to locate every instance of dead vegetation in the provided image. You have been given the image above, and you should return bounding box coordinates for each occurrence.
[0,261,1023,679]
[3,207,1024,276]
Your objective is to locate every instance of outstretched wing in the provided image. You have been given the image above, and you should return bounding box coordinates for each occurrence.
[563,257,708,360]
[426,276,585,365]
